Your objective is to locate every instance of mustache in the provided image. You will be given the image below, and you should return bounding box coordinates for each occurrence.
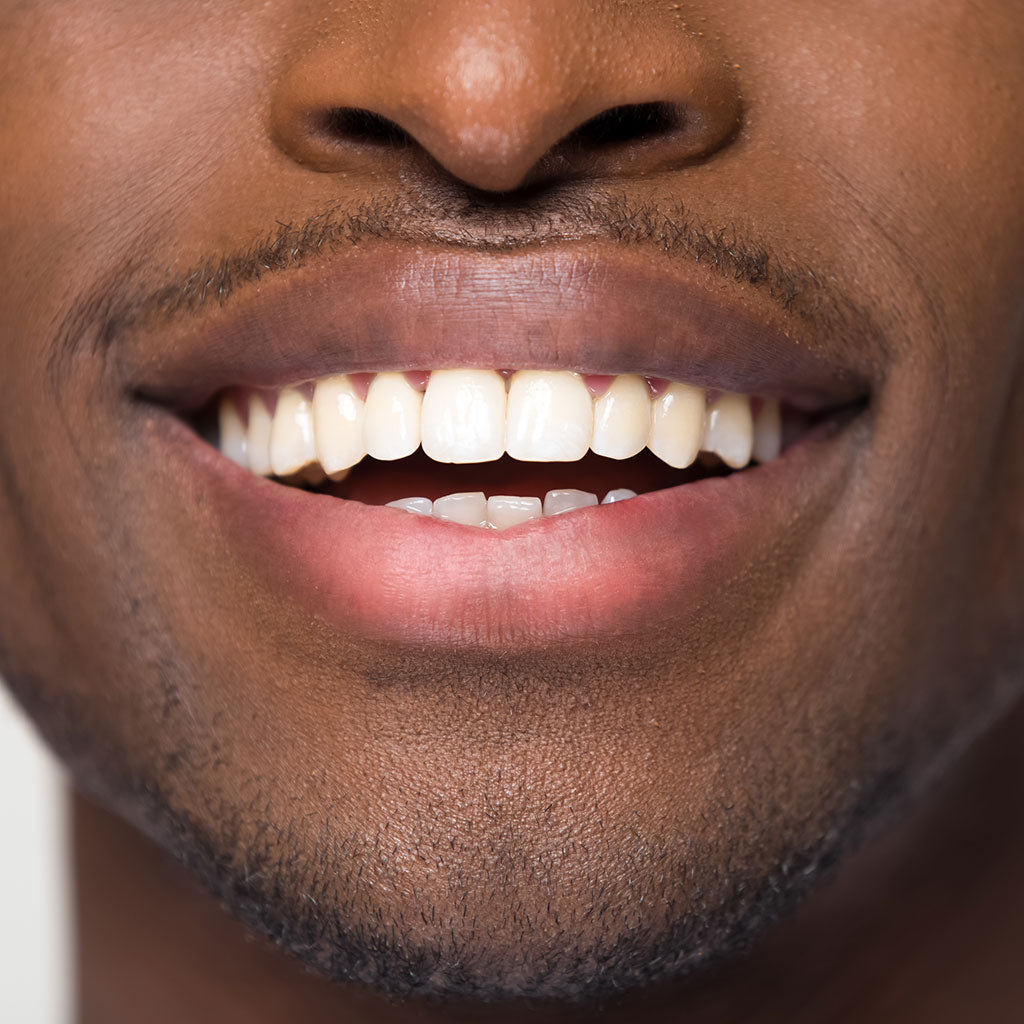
[59,187,865,365]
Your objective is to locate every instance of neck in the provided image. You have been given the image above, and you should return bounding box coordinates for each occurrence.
[75,701,1024,1024]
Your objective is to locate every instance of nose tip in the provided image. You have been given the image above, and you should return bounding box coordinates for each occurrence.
[412,36,564,192]
[271,4,742,194]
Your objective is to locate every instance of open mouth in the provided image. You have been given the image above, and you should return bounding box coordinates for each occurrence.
[136,245,875,643]
[211,368,835,530]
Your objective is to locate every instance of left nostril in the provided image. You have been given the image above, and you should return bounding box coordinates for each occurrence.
[564,102,684,150]
[316,107,414,149]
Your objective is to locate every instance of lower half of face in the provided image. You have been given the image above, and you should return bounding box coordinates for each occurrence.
[1,0,1023,1004]
[3,342,1022,999]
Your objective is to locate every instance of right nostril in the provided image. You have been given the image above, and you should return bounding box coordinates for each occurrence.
[565,102,683,149]
[316,107,414,148]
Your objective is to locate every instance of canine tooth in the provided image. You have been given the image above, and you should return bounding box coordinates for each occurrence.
[364,373,423,461]
[704,392,754,468]
[591,375,651,459]
[487,495,542,530]
[601,488,638,504]
[386,497,433,516]
[421,369,506,463]
[218,397,248,468]
[752,398,782,463]
[543,489,599,516]
[434,491,488,527]
[506,371,593,462]
[247,393,274,476]
[313,375,367,474]
[270,387,317,477]
[648,382,704,468]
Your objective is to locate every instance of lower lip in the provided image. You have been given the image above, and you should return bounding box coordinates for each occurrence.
[178,419,853,647]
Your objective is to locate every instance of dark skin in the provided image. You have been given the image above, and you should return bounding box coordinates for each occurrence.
[1,1,1022,1021]
[73,700,1024,1023]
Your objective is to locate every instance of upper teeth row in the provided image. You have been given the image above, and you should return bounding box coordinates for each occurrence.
[218,370,782,479]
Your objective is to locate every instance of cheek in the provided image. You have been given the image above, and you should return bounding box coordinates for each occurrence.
[720,1,1024,346]
[0,1,278,326]
[714,0,1024,676]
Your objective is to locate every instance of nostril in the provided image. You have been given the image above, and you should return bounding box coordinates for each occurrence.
[316,107,414,148]
[564,102,683,149]
[315,102,684,163]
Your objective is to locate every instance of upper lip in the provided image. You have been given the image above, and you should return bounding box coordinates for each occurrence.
[128,240,876,415]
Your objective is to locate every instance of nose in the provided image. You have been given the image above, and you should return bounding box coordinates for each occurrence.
[270,0,741,193]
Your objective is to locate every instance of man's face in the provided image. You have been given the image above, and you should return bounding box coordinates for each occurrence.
[1,0,1022,1003]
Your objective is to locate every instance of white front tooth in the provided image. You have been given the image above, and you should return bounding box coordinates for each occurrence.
[421,369,506,463]
[364,372,423,461]
[591,375,651,459]
[270,387,317,477]
[385,497,433,516]
[313,374,367,474]
[247,393,273,476]
[487,495,542,530]
[218,397,248,469]
[648,382,705,468]
[601,488,638,504]
[704,392,754,469]
[543,489,599,516]
[506,371,593,462]
[433,491,488,527]
[752,398,782,463]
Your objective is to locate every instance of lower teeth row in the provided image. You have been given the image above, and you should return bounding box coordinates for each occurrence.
[386,488,638,529]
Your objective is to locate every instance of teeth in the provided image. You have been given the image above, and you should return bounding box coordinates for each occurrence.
[223,370,781,481]
[364,372,423,461]
[385,490,628,527]
[421,369,506,463]
[218,398,248,469]
[433,491,488,527]
[506,371,594,462]
[313,375,367,475]
[704,392,754,469]
[385,496,433,515]
[648,382,705,469]
[752,398,782,463]
[269,387,317,477]
[246,393,274,476]
[543,488,599,516]
[487,495,542,530]
[601,488,638,504]
[591,374,651,460]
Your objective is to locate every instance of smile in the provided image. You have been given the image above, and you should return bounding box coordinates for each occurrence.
[140,245,873,645]
[218,369,787,529]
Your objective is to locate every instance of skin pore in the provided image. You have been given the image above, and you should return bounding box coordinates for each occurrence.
[1,0,1023,1020]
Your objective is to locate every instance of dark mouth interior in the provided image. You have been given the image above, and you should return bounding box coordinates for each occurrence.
[314,448,733,505]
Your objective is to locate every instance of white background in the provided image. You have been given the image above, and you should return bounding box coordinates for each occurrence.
[0,686,72,1024]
